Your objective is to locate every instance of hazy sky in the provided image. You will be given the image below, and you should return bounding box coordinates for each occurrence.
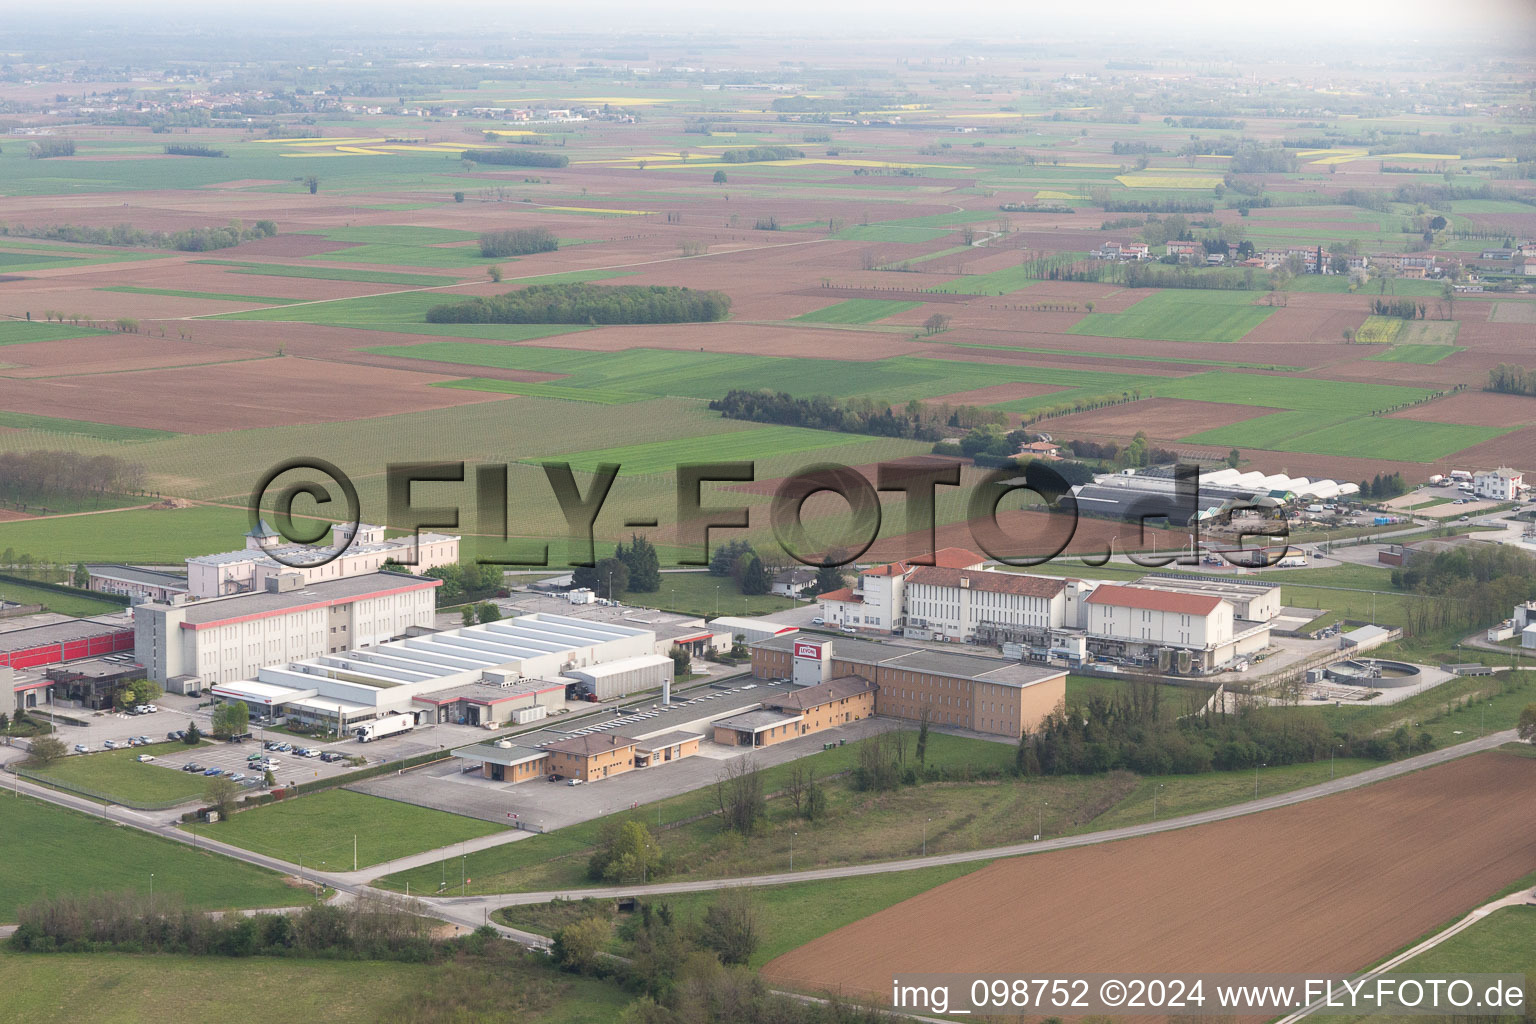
[25,0,1536,42]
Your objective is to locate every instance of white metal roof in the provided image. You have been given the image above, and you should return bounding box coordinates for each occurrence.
[563,654,674,679]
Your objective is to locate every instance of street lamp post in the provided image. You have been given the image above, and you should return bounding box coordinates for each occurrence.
[1153,783,1164,821]
[1254,762,1266,799]
[1037,801,1047,840]
[791,831,797,871]
[923,817,931,857]
[149,872,154,913]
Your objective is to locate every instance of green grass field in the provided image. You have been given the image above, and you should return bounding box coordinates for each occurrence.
[1067,290,1274,343]
[1186,411,1508,462]
[0,411,175,442]
[792,298,921,323]
[925,264,1045,295]
[649,569,805,618]
[1149,371,1434,412]
[26,741,213,806]
[0,949,629,1024]
[0,321,111,346]
[0,795,304,922]
[1367,344,1462,364]
[96,286,303,305]
[528,424,883,475]
[0,578,123,617]
[192,259,458,286]
[0,504,251,563]
[186,789,504,869]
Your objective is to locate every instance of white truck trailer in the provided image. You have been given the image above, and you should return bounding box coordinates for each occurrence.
[355,713,414,742]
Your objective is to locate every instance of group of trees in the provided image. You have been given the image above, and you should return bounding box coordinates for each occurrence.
[1019,684,1434,778]
[2,219,275,252]
[10,892,452,963]
[719,146,803,163]
[1370,297,1431,320]
[426,283,730,325]
[704,539,776,598]
[1358,472,1408,499]
[460,148,569,168]
[552,890,763,1001]
[416,561,504,603]
[27,138,75,158]
[1066,435,1181,469]
[112,678,161,712]
[1487,363,1536,397]
[0,450,146,508]
[210,701,248,739]
[460,602,503,627]
[572,535,662,597]
[162,144,225,158]
[587,820,666,883]
[709,389,998,442]
[1393,546,1536,638]
[478,227,557,258]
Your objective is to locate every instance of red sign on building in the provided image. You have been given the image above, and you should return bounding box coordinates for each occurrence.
[793,641,822,660]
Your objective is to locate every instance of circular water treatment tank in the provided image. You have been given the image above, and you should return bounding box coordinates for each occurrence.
[1325,659,1422,688]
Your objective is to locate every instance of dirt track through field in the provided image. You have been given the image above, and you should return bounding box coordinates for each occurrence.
[762,751,1536,1001]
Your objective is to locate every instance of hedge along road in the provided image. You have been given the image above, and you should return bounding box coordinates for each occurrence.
[5,728,1517,930]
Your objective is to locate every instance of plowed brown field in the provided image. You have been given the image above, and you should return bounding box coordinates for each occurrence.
[763,752,1536,1000]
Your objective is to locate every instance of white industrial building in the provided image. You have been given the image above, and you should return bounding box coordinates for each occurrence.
[209,613,665,732]
[1126,574,1283,625]
[1083,584,1269,672]
[564,654,675,701]
[707,615,800,645]
[187,521,459,598]
[133,571,442,686]
[902,566,1069,643]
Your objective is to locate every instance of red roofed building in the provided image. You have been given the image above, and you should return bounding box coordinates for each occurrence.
[1082,583,1268,672]
[817,548,986,634]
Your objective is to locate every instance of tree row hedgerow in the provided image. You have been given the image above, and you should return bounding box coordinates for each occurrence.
[425,283,730,325]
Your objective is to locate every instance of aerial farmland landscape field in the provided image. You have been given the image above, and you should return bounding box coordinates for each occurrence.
[0,1,1533,1022]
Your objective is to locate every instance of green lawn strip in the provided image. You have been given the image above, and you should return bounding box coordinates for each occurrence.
[831,224,953,243]
[190,259,458,286]
[648,569,807,618]
[1147,371,1434,412]
[0,948,630,1024]
[435,378,644,404]
[0,411,176,441]
[96,286,304,305]
[25,741,212,806]
[1367,344,1463,364]
[1187,413,1510,462]
[524,424,884,476]
[0,321,112,346]
[0,794,304,923]
[1066,290,1274,343]
[923,265,1045,295]
[309,242,500,268]
[0,577,124,617]
[934,339,1305,371]
[0,504,256,565]
[792,299,922,323]
[497,861,989,969]
[183,789,504,869]
[310,225,480,244]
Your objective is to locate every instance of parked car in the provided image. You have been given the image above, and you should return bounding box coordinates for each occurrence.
[319,752,338,763]
[203,767,223,776]
[126,737,141,747]
[841,626,856,634]
[239,778,261,789]
[566,777,583,786]
[74,744,89,753]
[302,748,322,758]
[137,735,150,745]
[228,772,247,782]
[136,754,155,763]
[811,616,824,625]
[167,731,182,741]
[263,740,280,750]
[275,743,292,753]
[103,740,118,750]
